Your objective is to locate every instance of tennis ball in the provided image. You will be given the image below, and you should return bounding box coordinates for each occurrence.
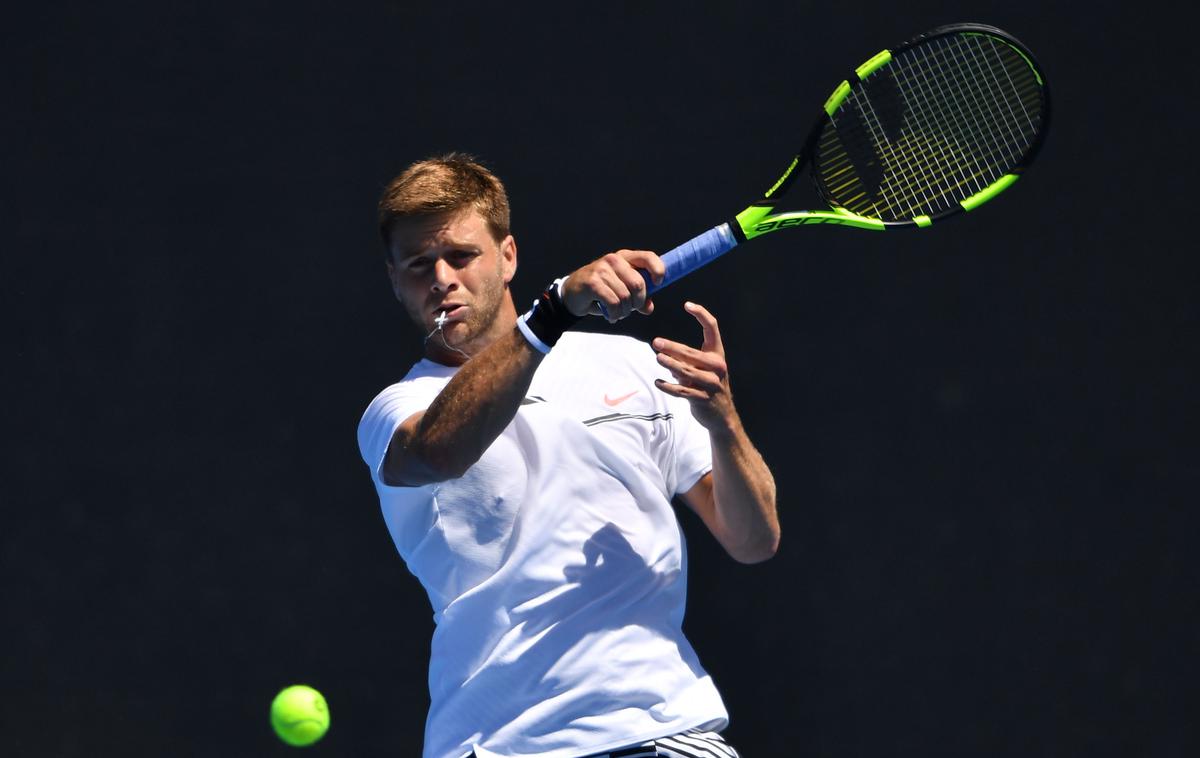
[270,684,330,747]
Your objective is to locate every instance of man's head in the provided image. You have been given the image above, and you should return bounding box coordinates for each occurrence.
[378,154,518,364]
[378,152,510,257]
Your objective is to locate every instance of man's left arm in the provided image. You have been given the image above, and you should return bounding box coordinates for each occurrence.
[654,302,780,564]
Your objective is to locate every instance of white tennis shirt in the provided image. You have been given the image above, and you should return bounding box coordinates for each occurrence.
[357,332,728,758]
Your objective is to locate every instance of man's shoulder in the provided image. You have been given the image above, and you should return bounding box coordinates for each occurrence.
[359,360,456,427]
[556,331,651,356]
[367,359,457,400]
[541,332,658,384]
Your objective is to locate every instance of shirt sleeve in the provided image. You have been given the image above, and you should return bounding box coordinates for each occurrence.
[669,391,713,495]
[629,337,713,496]
[356,377,447,487]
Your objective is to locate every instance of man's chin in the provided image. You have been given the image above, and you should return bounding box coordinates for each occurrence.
[426,321,477,354]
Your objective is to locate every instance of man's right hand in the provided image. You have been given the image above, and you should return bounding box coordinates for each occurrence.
[560,250,667,322]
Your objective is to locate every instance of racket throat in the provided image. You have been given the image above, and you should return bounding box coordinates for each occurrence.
[745,209,886,237]
[732,204,775,242]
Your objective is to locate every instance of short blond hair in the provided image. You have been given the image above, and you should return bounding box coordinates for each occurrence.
[377,153,510,257]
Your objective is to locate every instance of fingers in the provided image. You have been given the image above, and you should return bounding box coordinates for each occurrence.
[595,258,642,321]
[651,301,728,395]
[618,249,667,286]
[653,302,734,429]
[650,300,725,365]
[653,377,712,401]
[564,249,661,322]
[654,349,725,394]
[620,251,663,315]
[651,337,727,379]
[683,301,723,354]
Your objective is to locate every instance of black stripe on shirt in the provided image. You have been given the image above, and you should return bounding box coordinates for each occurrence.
[582,412,674,427]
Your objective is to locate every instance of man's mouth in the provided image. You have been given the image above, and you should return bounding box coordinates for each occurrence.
[433,304,465,323]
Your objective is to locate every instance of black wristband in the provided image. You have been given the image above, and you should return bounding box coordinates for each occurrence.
[517,278,581,353]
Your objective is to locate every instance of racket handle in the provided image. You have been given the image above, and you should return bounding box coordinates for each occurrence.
[646,222,739,294]
[593,223,739,318]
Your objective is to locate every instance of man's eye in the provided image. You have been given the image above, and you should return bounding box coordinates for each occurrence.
[408,258,431,271]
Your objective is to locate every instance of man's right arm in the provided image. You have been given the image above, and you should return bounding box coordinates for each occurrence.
[382,249,666,487]
[382,327,543,486]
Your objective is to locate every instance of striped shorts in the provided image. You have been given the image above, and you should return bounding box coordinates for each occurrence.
[606,728,740,758]
[471,729,740,758]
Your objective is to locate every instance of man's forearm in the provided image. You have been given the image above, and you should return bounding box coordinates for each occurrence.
[384,249,665,487]
[384,328,543,485]
[709,416,779,563]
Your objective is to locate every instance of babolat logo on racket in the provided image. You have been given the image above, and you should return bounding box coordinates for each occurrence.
[755,216,858,231]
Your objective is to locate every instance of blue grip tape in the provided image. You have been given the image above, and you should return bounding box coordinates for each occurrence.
[646,223,738,294]
[596,223,738,318]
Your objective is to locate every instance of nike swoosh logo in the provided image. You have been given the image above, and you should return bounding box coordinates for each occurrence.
[603,391,638,406]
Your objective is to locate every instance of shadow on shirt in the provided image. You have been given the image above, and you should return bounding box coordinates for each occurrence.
[461,521,707,725]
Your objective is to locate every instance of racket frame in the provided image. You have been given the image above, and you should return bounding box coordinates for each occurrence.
[728,21,1051,243]
[634,22,1050,297]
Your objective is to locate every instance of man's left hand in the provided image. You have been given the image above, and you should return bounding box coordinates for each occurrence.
[652,302,736,435]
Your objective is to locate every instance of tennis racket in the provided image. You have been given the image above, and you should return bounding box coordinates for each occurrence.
[644,22,1050,293]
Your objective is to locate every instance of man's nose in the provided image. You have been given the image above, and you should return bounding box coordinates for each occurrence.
[431,258,457,292]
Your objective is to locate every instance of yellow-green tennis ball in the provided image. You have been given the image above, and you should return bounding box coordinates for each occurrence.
[270,684,329,747]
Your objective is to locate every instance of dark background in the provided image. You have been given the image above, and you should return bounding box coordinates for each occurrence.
[5,1,1197,756]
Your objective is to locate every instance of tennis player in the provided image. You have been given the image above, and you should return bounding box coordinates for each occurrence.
[357,153,779,758]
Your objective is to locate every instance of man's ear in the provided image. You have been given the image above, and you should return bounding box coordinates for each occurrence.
[500,235,517,284]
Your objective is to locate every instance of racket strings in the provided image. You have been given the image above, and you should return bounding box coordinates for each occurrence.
[816,32,1045,221]
[854,83,934,218]
[880,40,992,211]
[904,37,1036,181]
[888,35,1037,203]
[876,39,1032,210]
[890,35,1038,208]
